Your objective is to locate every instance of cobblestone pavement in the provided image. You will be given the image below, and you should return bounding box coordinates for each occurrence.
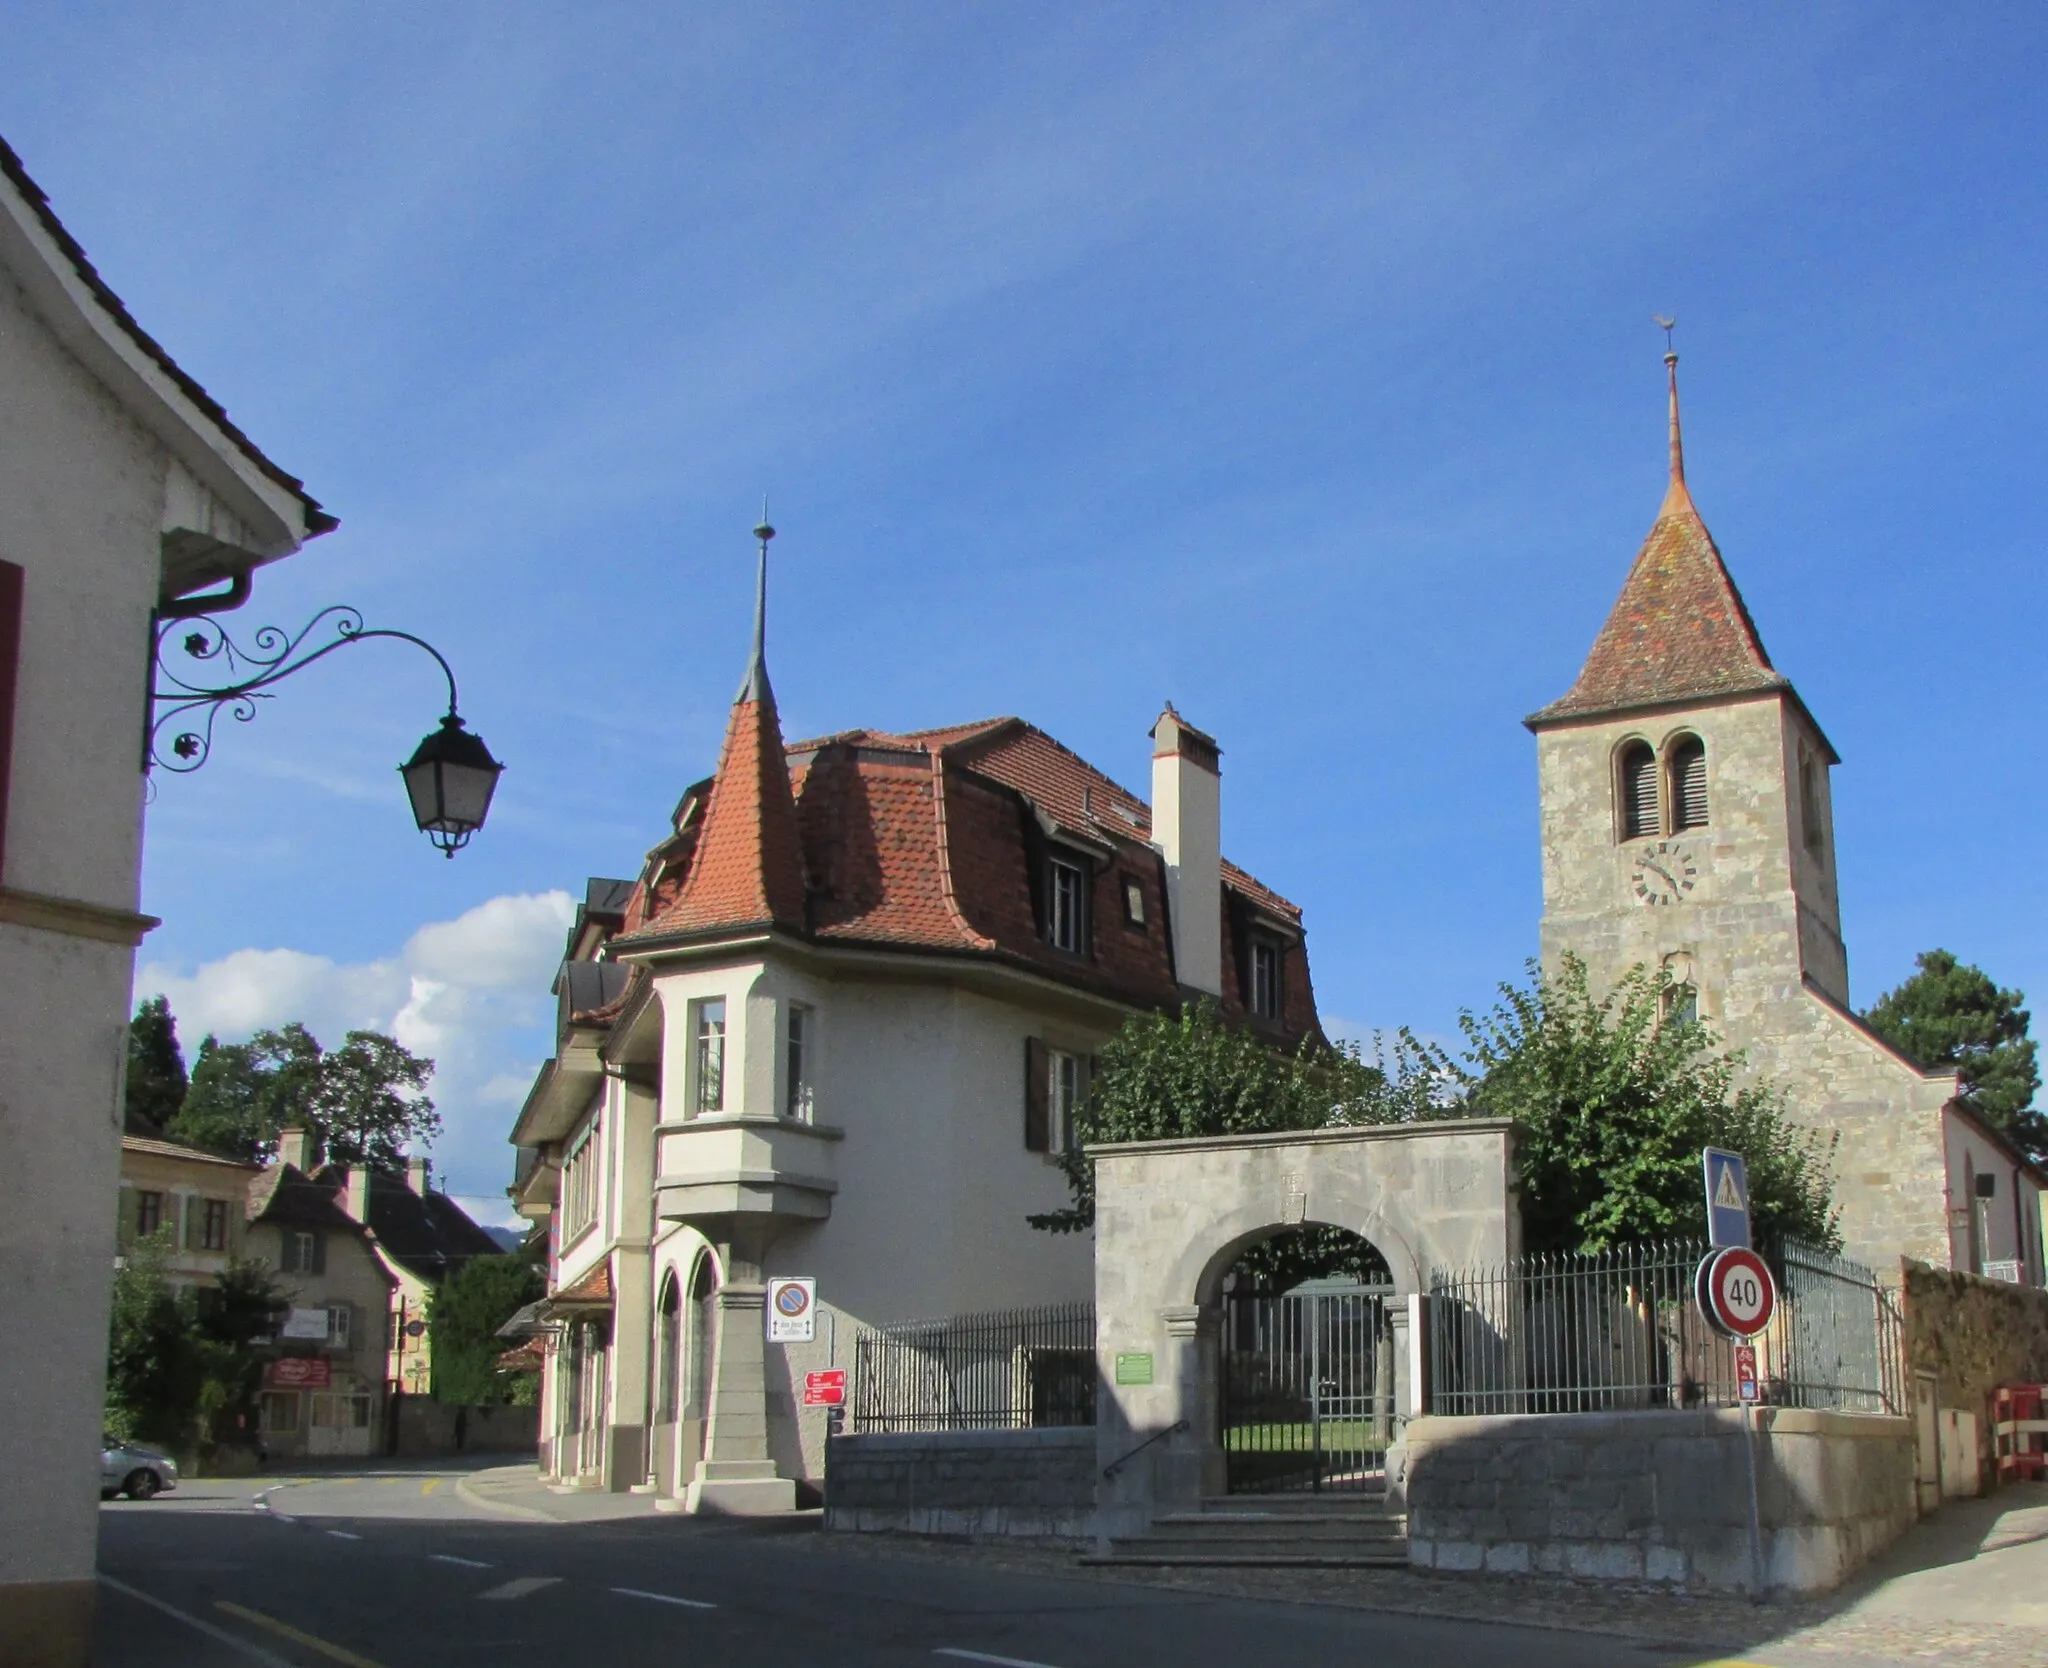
[824,1485,2048,1668]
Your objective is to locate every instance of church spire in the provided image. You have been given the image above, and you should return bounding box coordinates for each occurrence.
[737,508,774,705]
[1660,342,1694,519]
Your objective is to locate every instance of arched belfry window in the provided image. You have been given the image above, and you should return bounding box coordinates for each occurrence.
[1669,736,1709,831]
[1618,741,1658,840]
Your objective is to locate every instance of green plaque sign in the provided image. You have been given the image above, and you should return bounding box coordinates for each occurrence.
[1114,1352,1154,1386]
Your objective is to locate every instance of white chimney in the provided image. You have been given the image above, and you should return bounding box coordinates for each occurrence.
[1150,704,1223,997]
[407,1155,431,1196]
[343,1166,371,1223]
[278,1127,316,1171]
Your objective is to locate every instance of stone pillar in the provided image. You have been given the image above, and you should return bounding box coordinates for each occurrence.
[1158,1303,1222,1507]
[1385,1293,1425,1512]
[683,1228,795,1514]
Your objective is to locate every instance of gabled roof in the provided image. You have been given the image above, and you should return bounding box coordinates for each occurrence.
[318,1165,504,1283]
[1528,354,1789,728]
[247,1164,364,1234]
[122,1133,260,1173]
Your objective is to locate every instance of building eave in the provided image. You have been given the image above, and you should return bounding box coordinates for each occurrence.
[1524,681,1842,765]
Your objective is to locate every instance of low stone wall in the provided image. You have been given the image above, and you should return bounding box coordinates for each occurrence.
[392,1398,540,1458]
[1404,1406,1914,1594]
[823,1428,1095,1542]
[1903,1260,2048,1418]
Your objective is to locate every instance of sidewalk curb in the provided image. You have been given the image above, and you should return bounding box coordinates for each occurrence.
[454,1466,556,1524]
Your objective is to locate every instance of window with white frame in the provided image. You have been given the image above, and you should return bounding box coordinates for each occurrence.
[1048,1048,1087,1153]
[201,1198,231,1252]
[1047,855,1087,954]
[693,998,727,1114]
[784,1003,813,1122]
[562,1116,601,1240]
[283,1230,323,1274]
[327,1304,352,1350]
[1249,936,1283,1021]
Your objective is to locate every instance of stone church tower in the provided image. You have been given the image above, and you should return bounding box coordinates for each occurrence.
[1526,351,1958,1272]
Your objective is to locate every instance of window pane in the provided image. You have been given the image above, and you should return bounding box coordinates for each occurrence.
[695,999,727,1113]
[785,1004,811,1121]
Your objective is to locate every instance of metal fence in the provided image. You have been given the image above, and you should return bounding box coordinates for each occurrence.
[1427,1239,1903,1417]
[850,1301,1097,1433]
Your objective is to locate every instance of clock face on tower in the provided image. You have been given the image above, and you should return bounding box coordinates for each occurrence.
[1632,840,1699,906]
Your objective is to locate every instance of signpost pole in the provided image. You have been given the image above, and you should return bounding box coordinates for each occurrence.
[1744,1403,1766,1602]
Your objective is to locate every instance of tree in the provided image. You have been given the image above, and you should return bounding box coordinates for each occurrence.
[428,1253,545,1405]
[125,996,189,1134]
[1027,1000,1448,1236]
[169,1022,439,1168]
[104,1231,207,1447]
[1863,950,2044,1162]
[194,1262,290,1445]
[1451,956,1839,1254]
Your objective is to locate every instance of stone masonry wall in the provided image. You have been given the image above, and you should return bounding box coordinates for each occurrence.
[1904,1260,2048,1436]
[823,1428,1095,1542]
[1405,1407,1915,1595]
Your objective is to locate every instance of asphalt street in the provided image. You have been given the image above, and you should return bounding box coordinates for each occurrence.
[94,1468,1800,1668]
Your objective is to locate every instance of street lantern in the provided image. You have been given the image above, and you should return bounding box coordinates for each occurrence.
[151,603,505,858]
[400,714,505,857]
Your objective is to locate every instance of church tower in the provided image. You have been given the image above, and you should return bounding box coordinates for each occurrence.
[1527,348,1958,1272]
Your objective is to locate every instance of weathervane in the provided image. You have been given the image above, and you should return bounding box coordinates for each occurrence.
[1653,313,1677,357]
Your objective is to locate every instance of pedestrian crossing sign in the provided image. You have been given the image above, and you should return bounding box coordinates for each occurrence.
[1703,1147,1752,1249]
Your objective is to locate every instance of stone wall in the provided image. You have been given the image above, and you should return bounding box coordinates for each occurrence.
[823,1429,1095,1542]
[1404,1406,1915,1595]
[392,1399,540,1458]
[1903,1260,2048,1431]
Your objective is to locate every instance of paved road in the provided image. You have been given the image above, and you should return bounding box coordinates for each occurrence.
[93,1467,1900,1668]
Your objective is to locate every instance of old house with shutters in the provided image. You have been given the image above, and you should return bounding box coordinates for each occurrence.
[507,528,1322,1509]
[116,1133,259,1289]
[1530,350,2048,1284]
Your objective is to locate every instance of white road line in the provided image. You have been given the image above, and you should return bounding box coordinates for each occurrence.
[479,1575,561,1601]
[326,1529,362,1540]
[430,1554,493,1569]
[934,1651,1066,1668]
[99,1576,296,1668]
[611,1586,717,1610]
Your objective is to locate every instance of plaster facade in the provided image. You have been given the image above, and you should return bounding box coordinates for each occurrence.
[1091,1120,1517,1538]
[0,139,325,1666]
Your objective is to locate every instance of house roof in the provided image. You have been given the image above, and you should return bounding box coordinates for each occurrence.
[0,134,334,546]
[318,1165,504,1283]
[1528,354,1789,728]
[246,1164,364,1234]
[122,1133,259,1173]
[550,1262,612,1305]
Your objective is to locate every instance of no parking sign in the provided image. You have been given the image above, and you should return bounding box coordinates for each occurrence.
[766,1276,817,1343]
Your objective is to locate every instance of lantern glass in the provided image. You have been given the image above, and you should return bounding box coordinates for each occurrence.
[399,716,504,856]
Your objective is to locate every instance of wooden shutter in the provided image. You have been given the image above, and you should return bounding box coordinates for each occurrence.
[181,1193,198,1251]
[310,1231,327,1275]
[1023,1037,1049,1153]
[1672,739,1709,830]
[1620,743,1658,839]
[0,561,20,882]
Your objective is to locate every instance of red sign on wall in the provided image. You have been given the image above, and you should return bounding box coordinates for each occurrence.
[803,1370,847,1407]
[267,1357,333,1390]
[1734,1344,1760,1404]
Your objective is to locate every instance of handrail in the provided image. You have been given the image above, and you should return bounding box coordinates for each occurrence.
[1102,1418,1189,1480]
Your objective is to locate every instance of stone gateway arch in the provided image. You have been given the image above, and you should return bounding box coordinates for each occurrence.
[1091,1120,1519,1537]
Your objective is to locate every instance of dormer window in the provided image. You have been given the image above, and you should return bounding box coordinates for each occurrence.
[1122,875,1146,928]
[1249,935,1283,1021]
[1047,854,1088,954]
[1669,735,1708,831]
[1619,742,1658,840]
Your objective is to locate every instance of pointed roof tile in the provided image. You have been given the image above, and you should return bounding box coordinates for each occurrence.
[1529,353,1787,727]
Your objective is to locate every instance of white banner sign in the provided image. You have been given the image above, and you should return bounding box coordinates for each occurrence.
[280,1307,330,1341]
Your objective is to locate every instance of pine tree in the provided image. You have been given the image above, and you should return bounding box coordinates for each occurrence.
[1864,949,2043,1162]
[124,996,188,1134]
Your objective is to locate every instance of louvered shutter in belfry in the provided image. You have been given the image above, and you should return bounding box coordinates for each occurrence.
[1621,745,1658,839]
[1673,740,1709,830]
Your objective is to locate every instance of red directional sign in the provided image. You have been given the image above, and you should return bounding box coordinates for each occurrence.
[803,1369,847,1407]
[1699,1246,1777,1338]
[1734,1344,1760,1403]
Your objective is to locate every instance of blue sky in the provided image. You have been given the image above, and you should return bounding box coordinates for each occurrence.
[7,6,2043,1221]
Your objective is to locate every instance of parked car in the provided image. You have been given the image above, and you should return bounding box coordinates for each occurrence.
[101,1437,178,1500]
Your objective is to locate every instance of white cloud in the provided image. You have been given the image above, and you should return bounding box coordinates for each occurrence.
[136,890,575,1228]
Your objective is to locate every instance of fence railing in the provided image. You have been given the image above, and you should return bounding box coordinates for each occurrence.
[1427,1239,1903,1417]
[850,1301,1097,1433]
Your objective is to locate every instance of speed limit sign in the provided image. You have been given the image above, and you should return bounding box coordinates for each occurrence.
[1697,1246,1777,1338]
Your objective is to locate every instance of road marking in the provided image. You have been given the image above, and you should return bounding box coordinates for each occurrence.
[431,1553,493,1569]
[215,1600,388,1668]
[326,1529,362,1540]
[422,1477,443,1495]
[99,1577,296,1668]
[935,1651,1066,1668]
[479,1575,561,1601]
[612,1585,717,1610]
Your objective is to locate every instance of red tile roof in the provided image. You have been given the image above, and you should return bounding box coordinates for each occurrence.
[551,1262,612,1305]
[1530,357,1787,727]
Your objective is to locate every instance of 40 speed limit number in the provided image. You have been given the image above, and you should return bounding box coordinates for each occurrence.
[1696,1245,1777,1338]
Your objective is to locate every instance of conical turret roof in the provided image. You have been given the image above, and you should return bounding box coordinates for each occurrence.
[1528,354,1787,727]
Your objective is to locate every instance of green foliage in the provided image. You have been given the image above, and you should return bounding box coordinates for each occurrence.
[1231,1225,1392,1291]
[1863,949,2043,1161]
[105,1235,289,1451]
[125,996,189,1134]
[1026,1000,1450,1235]
[169,1021,439,1168]
[1450,956,1839,1254]
[428,1253,545,1406]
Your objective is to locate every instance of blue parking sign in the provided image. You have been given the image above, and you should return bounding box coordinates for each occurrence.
[1703,1147,1752,1249]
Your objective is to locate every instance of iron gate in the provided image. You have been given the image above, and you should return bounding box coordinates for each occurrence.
[1220,1281,1396,1493]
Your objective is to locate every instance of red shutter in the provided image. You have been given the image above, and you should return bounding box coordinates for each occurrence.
[0,561,22,883]
[1023,1037,1049,1153]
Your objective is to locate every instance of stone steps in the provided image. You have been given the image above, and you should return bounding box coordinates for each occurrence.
[1082,1494,1412,1569]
